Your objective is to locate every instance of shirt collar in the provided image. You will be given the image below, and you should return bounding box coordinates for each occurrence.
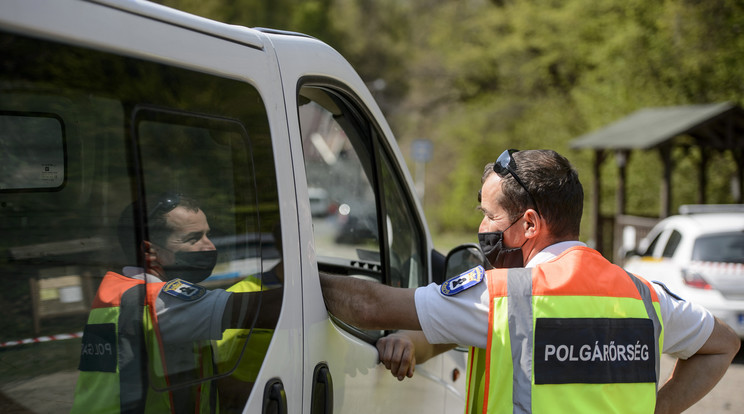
[525,240,586,268]
[122,266,163,283]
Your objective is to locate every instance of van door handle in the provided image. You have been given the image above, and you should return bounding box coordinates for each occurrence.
[262,378,287,414]
[311,363,333,414]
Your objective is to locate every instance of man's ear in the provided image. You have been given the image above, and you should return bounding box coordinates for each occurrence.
[523,208,541,238]
[142,240,156,258]
[142,240,166,278]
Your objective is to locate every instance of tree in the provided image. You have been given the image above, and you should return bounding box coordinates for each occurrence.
[153,0,744,241]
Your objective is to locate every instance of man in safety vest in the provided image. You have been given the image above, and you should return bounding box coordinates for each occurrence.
[72,194,281,413]
[320,149,740,413]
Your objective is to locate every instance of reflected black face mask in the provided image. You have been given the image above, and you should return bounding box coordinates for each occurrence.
[477,216,525,269]
[163,250,218,283]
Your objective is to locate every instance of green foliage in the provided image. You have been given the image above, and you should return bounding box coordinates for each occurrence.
[401,0,744,235]
[155,0,744,239]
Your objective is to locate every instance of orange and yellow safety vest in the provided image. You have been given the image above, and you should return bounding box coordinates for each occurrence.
[465,246,663,414]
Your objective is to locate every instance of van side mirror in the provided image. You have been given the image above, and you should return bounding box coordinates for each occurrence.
[444,243,486,280]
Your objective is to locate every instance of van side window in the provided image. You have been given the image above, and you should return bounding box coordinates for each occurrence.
[380,150,425,288]
[0,32,281,413]
[299,92,380,267]
[0,112,66,191]
[298,86,425,338]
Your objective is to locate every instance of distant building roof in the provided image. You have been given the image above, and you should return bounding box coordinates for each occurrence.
[571,102,744,150]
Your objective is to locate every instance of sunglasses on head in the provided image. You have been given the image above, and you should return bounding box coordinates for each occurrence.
[148,194,181,220]
[493,149,541,217]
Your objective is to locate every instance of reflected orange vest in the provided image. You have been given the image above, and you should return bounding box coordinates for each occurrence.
[71,272,214,413]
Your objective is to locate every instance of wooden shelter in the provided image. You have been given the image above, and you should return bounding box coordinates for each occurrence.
[570,102,744,258]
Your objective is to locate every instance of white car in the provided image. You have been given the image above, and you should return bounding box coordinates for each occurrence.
[624,205,744,338]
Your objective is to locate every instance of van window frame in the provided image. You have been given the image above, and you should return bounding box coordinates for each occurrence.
[297,79,428,343]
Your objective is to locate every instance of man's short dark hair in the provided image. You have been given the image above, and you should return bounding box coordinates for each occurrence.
[485,150,583,239]
[117,193,201,264]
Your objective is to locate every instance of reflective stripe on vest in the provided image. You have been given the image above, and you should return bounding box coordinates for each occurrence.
[473,247,663,414]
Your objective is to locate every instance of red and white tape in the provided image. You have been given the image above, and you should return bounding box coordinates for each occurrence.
[1,331,83,348]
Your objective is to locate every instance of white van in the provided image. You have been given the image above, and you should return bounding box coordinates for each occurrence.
[0,0,470,412]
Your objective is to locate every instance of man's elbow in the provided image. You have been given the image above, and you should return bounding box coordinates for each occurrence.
[726,331,741,358]
[715,318,741,359]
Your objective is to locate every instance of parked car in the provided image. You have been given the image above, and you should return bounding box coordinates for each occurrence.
[623,205,744,338]
[308,187,332,217]
[0,1,469,412]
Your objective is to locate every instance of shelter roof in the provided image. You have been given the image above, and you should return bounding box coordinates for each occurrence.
[570,102,744,150]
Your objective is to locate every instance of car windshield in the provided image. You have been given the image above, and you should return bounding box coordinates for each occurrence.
[692,232,744,263]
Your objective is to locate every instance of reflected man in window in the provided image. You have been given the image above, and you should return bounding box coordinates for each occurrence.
[71,194,281,414]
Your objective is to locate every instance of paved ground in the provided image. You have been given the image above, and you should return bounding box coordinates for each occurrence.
[2,341,743,413]
[660,342,744,413]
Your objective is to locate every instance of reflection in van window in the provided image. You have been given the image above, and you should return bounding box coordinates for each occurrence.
[380,152,424,288]
[298,86,426,343]
[299,93,381,265]
[0,33,281,413]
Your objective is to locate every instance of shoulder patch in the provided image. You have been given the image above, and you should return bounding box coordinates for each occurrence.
[162,278,207,301]
[441,265,485,296]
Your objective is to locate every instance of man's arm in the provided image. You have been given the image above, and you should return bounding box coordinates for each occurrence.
[655,317,740,414]
[319,272,420,330]
[376,330,456,380]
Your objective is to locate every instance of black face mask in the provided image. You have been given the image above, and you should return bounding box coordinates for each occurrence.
[478,216,525,269]
[163,250,218,283]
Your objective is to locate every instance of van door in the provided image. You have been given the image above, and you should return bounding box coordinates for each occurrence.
[267,29,466,409]
[293,83,467,412]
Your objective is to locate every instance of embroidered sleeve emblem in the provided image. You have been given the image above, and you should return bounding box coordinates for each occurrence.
[162,278,207,301]
[440,265,485,296]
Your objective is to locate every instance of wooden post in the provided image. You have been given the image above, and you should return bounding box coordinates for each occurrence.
[659,145,672,218]
[735,149,744,204]
[615,150,629,216]
[698,147,708,204]
[592,150,606,254]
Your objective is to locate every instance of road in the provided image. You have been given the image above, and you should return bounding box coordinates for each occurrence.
[1,344,743,413]
[660,342,744,413]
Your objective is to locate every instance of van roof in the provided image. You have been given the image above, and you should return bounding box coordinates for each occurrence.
[92,0,270,49]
